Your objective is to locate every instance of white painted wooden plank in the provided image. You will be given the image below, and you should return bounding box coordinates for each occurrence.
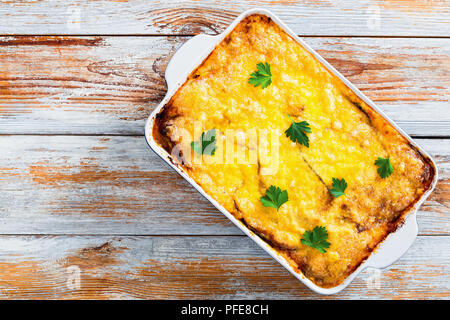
[0,36,448,136]
[0,235,447,299]
[0,136,447,235]
[0,0,449,36]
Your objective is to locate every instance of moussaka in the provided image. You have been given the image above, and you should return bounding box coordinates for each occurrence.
[153,14,435,287]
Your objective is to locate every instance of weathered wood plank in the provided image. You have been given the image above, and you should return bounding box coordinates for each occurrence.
[0,0,449,36]
[0,136,447,235]
[0,235,447,299]
[0,36,449,136]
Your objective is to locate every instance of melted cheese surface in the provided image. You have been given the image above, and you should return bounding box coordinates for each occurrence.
[155,15,433,287]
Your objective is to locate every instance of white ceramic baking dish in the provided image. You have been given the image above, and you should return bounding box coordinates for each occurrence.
[144,8,438,295]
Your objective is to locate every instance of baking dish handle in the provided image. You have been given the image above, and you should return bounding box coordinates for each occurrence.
[165,34,217,92]
[367,213,418,269]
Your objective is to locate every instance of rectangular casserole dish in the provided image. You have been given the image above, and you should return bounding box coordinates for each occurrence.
[144,8,438,294]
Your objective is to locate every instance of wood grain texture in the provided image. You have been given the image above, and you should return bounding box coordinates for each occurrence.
[0,36,449,136]
[0,235,447,299]
[1,0,449,36]
[0,136,447,236]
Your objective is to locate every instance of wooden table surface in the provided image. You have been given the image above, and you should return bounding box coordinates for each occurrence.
[0,0,449,300]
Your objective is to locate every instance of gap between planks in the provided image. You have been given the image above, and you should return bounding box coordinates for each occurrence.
[0,134,448,139]
[3,34,450,39]
[0,229,445,237]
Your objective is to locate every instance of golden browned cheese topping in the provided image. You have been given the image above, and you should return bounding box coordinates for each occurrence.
[154,15,434,287]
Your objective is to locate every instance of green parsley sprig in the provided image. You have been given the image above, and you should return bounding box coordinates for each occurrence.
[301,226,331,253]
[330,178,347,198]
[248,62,272,89]
[191,129,217,156]
[285,116,311,147]
[260,185,288,211]
[375,157,393,178]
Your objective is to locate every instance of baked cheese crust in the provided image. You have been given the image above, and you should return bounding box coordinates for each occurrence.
[153,14,434,287]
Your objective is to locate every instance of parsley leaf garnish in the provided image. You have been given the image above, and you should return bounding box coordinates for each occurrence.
[260,185,288,211]
[375,157,393,178]
[191,129,217,156]
[248,62,272,89]
[301,226,331,253]
[330,178,347,198]
[285,116,311,147]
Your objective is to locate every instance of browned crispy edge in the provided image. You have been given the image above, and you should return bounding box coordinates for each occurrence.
[152,14,436,288]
